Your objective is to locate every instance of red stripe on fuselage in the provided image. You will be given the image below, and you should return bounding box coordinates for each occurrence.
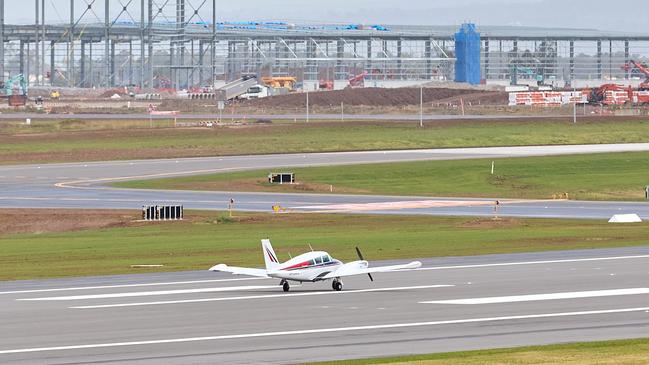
[281,261,337,271]
[282,260,311,271]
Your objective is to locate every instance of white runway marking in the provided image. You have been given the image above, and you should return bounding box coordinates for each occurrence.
[70,285,454,309]
[413,254,649,272]
[421,288,649,305]
[294,200,496,212]
[2,306,649,355]
[19,285,280,301]
[4,254,648,296]
[0,277,268,295]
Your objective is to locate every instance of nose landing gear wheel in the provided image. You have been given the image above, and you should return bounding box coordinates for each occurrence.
[332,280,343,291]
[282,281,290,292]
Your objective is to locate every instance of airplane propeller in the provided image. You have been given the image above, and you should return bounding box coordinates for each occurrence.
[355,246,374,282]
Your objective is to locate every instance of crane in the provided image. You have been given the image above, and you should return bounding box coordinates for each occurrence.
[622,60,649,90]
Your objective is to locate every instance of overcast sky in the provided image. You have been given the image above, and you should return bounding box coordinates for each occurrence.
[4,0,648,33]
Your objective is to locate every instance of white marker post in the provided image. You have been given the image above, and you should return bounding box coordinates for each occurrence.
[573,87,577,124]
[306,91,310,123]
[419,86,423,128]
[491,161,495,175]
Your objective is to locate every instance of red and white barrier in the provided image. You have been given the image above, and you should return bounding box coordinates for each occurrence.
[509,91,587,106]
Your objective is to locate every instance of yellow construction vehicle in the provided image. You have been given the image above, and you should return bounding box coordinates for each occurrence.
[50,90,60,100]
[261,76,297,90]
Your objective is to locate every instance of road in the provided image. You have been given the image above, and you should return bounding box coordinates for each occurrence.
[0,112,571,121]
[2,247,649,364]
[2,144,649,219]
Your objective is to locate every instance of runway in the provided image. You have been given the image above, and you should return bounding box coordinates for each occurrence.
[2,144,649,219]
[3,246,649,364]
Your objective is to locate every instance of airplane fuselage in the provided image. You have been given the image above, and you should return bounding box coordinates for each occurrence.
[267,251,343,282]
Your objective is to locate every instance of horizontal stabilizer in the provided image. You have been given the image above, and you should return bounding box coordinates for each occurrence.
[209,264,269,278]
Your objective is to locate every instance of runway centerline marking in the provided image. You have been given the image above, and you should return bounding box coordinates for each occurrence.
[2,306,649,355]
[413,254,649,272]
[420,288,649,305]
[0,277,268,295]
[18,285,281,301]
[70,285,454,309]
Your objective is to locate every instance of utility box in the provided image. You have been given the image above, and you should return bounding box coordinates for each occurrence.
[268,172,295,184]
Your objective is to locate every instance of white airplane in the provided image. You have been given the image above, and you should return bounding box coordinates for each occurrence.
[209,239,422,292]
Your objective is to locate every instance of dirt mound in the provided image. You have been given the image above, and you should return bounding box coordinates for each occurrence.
[245,88,508,108]
[0,209,139,235]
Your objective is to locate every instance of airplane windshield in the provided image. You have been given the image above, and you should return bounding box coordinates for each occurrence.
[323,255,330,263]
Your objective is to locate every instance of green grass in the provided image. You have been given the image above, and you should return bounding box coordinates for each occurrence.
[302,338,649,365]
[2,211,649,281]
[116,151,649,201]
[3,119,649,164]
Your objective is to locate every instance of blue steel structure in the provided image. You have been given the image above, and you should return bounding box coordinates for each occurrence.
[454,23,481,85]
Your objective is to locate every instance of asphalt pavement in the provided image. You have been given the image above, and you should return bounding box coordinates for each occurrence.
[2,247,649,364]
[2,144,649,219]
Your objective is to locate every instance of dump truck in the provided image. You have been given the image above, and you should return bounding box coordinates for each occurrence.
[215,76,258,101]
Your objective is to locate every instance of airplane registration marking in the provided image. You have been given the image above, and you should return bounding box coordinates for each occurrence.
[420,288,649,305]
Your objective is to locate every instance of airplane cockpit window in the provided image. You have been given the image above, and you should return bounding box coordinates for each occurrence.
[323,255,330,263]
[315,256,322,264]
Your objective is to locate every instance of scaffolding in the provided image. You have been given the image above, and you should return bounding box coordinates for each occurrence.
[0,1,648,89]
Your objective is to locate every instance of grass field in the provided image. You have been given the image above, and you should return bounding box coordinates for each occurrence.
[3,118,649,164]
[2,210,649,281]
[116,151,649,201]
[302,338,649,365]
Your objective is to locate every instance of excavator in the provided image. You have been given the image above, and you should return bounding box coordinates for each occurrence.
[582,60,649,105]
[348,71,367,88]
[585,83,632,105]
[2,74,28,106]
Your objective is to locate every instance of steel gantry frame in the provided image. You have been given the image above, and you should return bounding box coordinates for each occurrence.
[0,1,648,89]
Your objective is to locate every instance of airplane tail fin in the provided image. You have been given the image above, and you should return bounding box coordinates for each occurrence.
[262,239,280,271]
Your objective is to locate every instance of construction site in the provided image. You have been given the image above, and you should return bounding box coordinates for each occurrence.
[0,0,648,110]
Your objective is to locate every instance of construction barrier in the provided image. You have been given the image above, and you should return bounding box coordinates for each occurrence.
[604,90,630,105]
[508,91,587,106]
[632,91,649,105]
[188,93,216,100]
[134,93,161,100]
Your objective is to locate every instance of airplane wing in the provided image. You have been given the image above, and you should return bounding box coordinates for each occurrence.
[322,260,422,279]
[209,264,269,278]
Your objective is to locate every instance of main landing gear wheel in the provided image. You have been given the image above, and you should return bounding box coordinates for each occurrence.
[282,281,290,292]
[332,280,343,291]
